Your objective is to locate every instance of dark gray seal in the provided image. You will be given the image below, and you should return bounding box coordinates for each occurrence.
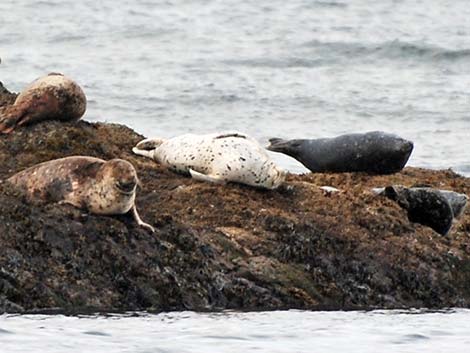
[267,131,414,174]
[373,185,468,235]
[438,190,468,218]
[0,73,86,133]
[7,156,154,232]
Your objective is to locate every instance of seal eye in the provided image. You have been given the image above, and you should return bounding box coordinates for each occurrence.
[116,180,136,193]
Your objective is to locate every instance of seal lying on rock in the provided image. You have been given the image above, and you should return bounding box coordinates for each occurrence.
[438,190,469,218]
[7,156,154,232]
[0,73,86,133]
[373,185,468,235]
[133,132,286,189]
[267,131,413,174]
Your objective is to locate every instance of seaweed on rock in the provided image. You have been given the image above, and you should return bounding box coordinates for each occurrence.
[0,83,469,313]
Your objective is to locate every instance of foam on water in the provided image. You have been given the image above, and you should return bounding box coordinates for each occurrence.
[0,0,468,175]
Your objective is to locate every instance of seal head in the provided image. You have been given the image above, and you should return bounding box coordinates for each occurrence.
[85,159,138,215]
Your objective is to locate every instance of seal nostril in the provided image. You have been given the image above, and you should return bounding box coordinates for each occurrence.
[116,180,136,193]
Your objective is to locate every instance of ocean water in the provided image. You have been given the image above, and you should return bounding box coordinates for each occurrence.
[1,1,470,351]
[2,310,470,353]
[0,0,469,175]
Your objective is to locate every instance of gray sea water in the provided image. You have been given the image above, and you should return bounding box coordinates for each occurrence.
[2,310,470,353]
[1,0,470,351]
[0,0,469,175]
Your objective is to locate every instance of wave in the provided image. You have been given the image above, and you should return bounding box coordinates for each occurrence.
[222,58,328,69]
[222,40,470,69]
[312,1,347,8]
[302,39,470,62]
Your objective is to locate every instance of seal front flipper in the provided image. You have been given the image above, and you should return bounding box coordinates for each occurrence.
[57,199,84,209]
[131,205,155,233]
[189,169,225,184]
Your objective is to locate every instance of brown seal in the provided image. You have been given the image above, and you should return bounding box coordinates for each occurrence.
[0,73,86,133]
[7,156,154,232]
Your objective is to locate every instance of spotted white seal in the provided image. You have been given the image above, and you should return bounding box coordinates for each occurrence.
[0,73,86,133]
[132,132,286,189]
[7,156,154,232]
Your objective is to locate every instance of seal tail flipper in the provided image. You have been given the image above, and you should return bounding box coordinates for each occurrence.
[0,105,27,134]
[189,169,225,184]
[132,146,154,159]
[0,91,59,133]
[268,137,284,145]
[266,138,296,152]
[371,187,386,195]
[135,138,164,150]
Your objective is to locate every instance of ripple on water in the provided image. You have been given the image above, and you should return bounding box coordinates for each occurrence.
[393,333,431,344]
[82,330,111,336]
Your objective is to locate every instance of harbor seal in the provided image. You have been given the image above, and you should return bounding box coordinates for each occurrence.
[267,131,413,174]
[132,132,286,189]
[373,185,468,235]
[0,73,86,133]
[7,156,154,232]
[438,190,468,218]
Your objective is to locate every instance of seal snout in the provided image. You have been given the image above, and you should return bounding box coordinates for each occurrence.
[116,179,137,194]
[400,139,414,155]
[268,166,287,189]
[104,159,138,194]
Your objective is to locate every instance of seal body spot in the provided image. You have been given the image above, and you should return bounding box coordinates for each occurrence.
[267,131,414,174]
[7,156,154,232]
[133,132,286,189]
[0,73,87,133]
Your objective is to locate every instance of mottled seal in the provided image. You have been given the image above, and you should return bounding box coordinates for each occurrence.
[0,73,86,133]
[438,190,468,218]
[267,131,413,174]
[7,156,154,232]
[373,185,468,235]
[132,132,286,189]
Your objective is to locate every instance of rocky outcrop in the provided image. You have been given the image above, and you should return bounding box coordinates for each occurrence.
[0,83,469,314]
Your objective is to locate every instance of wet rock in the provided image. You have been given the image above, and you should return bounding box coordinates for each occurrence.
[0,82,469,313]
